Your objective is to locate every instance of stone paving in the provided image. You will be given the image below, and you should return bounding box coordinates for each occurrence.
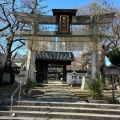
[35,80,86,103]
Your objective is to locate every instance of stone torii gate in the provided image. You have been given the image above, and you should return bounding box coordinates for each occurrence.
[13,9,115,83]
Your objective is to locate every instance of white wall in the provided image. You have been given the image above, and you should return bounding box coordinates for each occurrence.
[67,73,86,84]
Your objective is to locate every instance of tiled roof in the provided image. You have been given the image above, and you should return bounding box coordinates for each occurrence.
[67,70,87,73]
[52,9,77,16]
[36,51,74,61]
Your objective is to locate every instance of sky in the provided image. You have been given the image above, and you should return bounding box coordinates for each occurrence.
[44,0,120,13]
[46,0,90,9]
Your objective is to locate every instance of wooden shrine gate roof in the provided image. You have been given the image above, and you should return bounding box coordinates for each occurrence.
[36,51,74,61]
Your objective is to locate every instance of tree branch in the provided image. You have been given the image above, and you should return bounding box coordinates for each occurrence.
[11,44,24,53]
[13,38,26,42]
[0,5,13,34]
[0,24,10,31]
[12,0,15,11]
[0,44,5,53]
[19,40,26,45]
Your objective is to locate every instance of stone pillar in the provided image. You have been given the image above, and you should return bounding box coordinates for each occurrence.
[90,19,99,80]
[81,76,89,90]
[25,50,36,83]
[91,50,98,80]
[62,42,66,51]
[25,22,38,83]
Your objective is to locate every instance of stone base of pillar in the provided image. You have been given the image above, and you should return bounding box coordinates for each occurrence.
[81,76,90,90]
[43,80,48,84]
[25,50,36,83]
[71,80,76,87]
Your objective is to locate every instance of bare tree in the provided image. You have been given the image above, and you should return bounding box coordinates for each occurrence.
[0,0,48,84]
[67,52,91,71]
[0,0,26,84]
[74,0,119,82]
[21,0,48,15]
[101,12,120,49]
[67,53,83,70]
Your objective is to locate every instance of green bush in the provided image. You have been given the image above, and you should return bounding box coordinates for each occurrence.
[22,78,35,95]
[106,48,120,66]
[87,78,103,100]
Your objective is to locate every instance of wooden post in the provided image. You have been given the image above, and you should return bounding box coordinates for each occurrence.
[63,65,66,82]
[112,75,115,101]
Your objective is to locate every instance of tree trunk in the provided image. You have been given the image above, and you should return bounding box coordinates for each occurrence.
[99,49,106,84]
[3,39,14,84]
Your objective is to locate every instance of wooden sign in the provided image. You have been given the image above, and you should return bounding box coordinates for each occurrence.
[59,15,69,32]
[52,9,77,34]
[106,66,120,75]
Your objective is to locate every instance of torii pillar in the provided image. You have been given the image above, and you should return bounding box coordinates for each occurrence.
[25,22,38,83]
[91,50,98,80]
[90,22,99,80]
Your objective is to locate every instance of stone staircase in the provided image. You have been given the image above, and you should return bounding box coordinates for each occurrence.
[0,81,120,120]
[1,101,120,120]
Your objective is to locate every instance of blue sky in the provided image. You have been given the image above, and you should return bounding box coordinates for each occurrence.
[45,0,90,9]
[44,0,120,12]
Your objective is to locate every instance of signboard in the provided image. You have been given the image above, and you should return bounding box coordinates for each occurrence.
[106,66,120,75]
[59,15,69,32]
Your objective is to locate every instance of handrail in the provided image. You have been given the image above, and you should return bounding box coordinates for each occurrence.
[10,83,22,120]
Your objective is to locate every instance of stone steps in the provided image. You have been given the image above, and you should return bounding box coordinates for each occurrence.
[0,101,120,119]
[1,83,120,120]
[0,116,49,120]
[0,105,120,115]
[0,110,120,120]
[3,101,120,109]
[0,116,86,120]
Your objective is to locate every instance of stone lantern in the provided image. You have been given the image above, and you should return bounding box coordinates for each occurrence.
[71,70,77,87]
